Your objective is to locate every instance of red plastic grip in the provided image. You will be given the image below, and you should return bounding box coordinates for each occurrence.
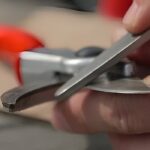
[99,0,132,18]
[0,25,44,83]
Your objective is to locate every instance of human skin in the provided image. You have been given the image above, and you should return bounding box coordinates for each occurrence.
[51,0,150,149]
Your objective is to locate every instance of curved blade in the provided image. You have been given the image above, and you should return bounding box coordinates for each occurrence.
[1,81,62,112]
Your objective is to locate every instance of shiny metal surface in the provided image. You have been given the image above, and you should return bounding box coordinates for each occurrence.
[87,78,150,94]
[21,51,94,84]
[55,30,150,100]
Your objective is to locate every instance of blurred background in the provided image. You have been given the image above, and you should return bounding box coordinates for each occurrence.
[0,0,125,149]
[0,0,97,23]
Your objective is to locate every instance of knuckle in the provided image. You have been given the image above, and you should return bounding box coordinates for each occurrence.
[114,106,131,134]
[103,95,134,134]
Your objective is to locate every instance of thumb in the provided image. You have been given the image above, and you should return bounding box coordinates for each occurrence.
[123,0,150,33]
[112,26,150,66]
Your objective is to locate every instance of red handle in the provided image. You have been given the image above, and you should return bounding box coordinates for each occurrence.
[0,25,44,83]
[99,0,132,18]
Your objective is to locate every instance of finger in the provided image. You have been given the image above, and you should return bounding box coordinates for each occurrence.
[128,40,150,66]
[109,134,150,150]
[51,87,150,134]
[123,0,150,33]
[113,26,150,66]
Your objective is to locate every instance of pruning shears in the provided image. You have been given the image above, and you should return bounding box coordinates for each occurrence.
[1,26,150,112]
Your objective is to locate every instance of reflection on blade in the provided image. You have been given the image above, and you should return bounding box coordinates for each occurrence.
[87,78,150,94]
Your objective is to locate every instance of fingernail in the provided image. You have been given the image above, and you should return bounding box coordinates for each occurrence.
[51,108,72,132]
[123,1,140,26]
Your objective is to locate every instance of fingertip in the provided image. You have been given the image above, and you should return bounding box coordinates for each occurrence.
[123,0,150,34]
[123,21,149,34]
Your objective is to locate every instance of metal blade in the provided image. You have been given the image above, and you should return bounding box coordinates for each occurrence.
[55,30,150,100]
[1,80,62,112]
[87,78,150,94]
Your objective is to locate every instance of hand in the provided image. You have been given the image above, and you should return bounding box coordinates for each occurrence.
[51,0,150,149]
